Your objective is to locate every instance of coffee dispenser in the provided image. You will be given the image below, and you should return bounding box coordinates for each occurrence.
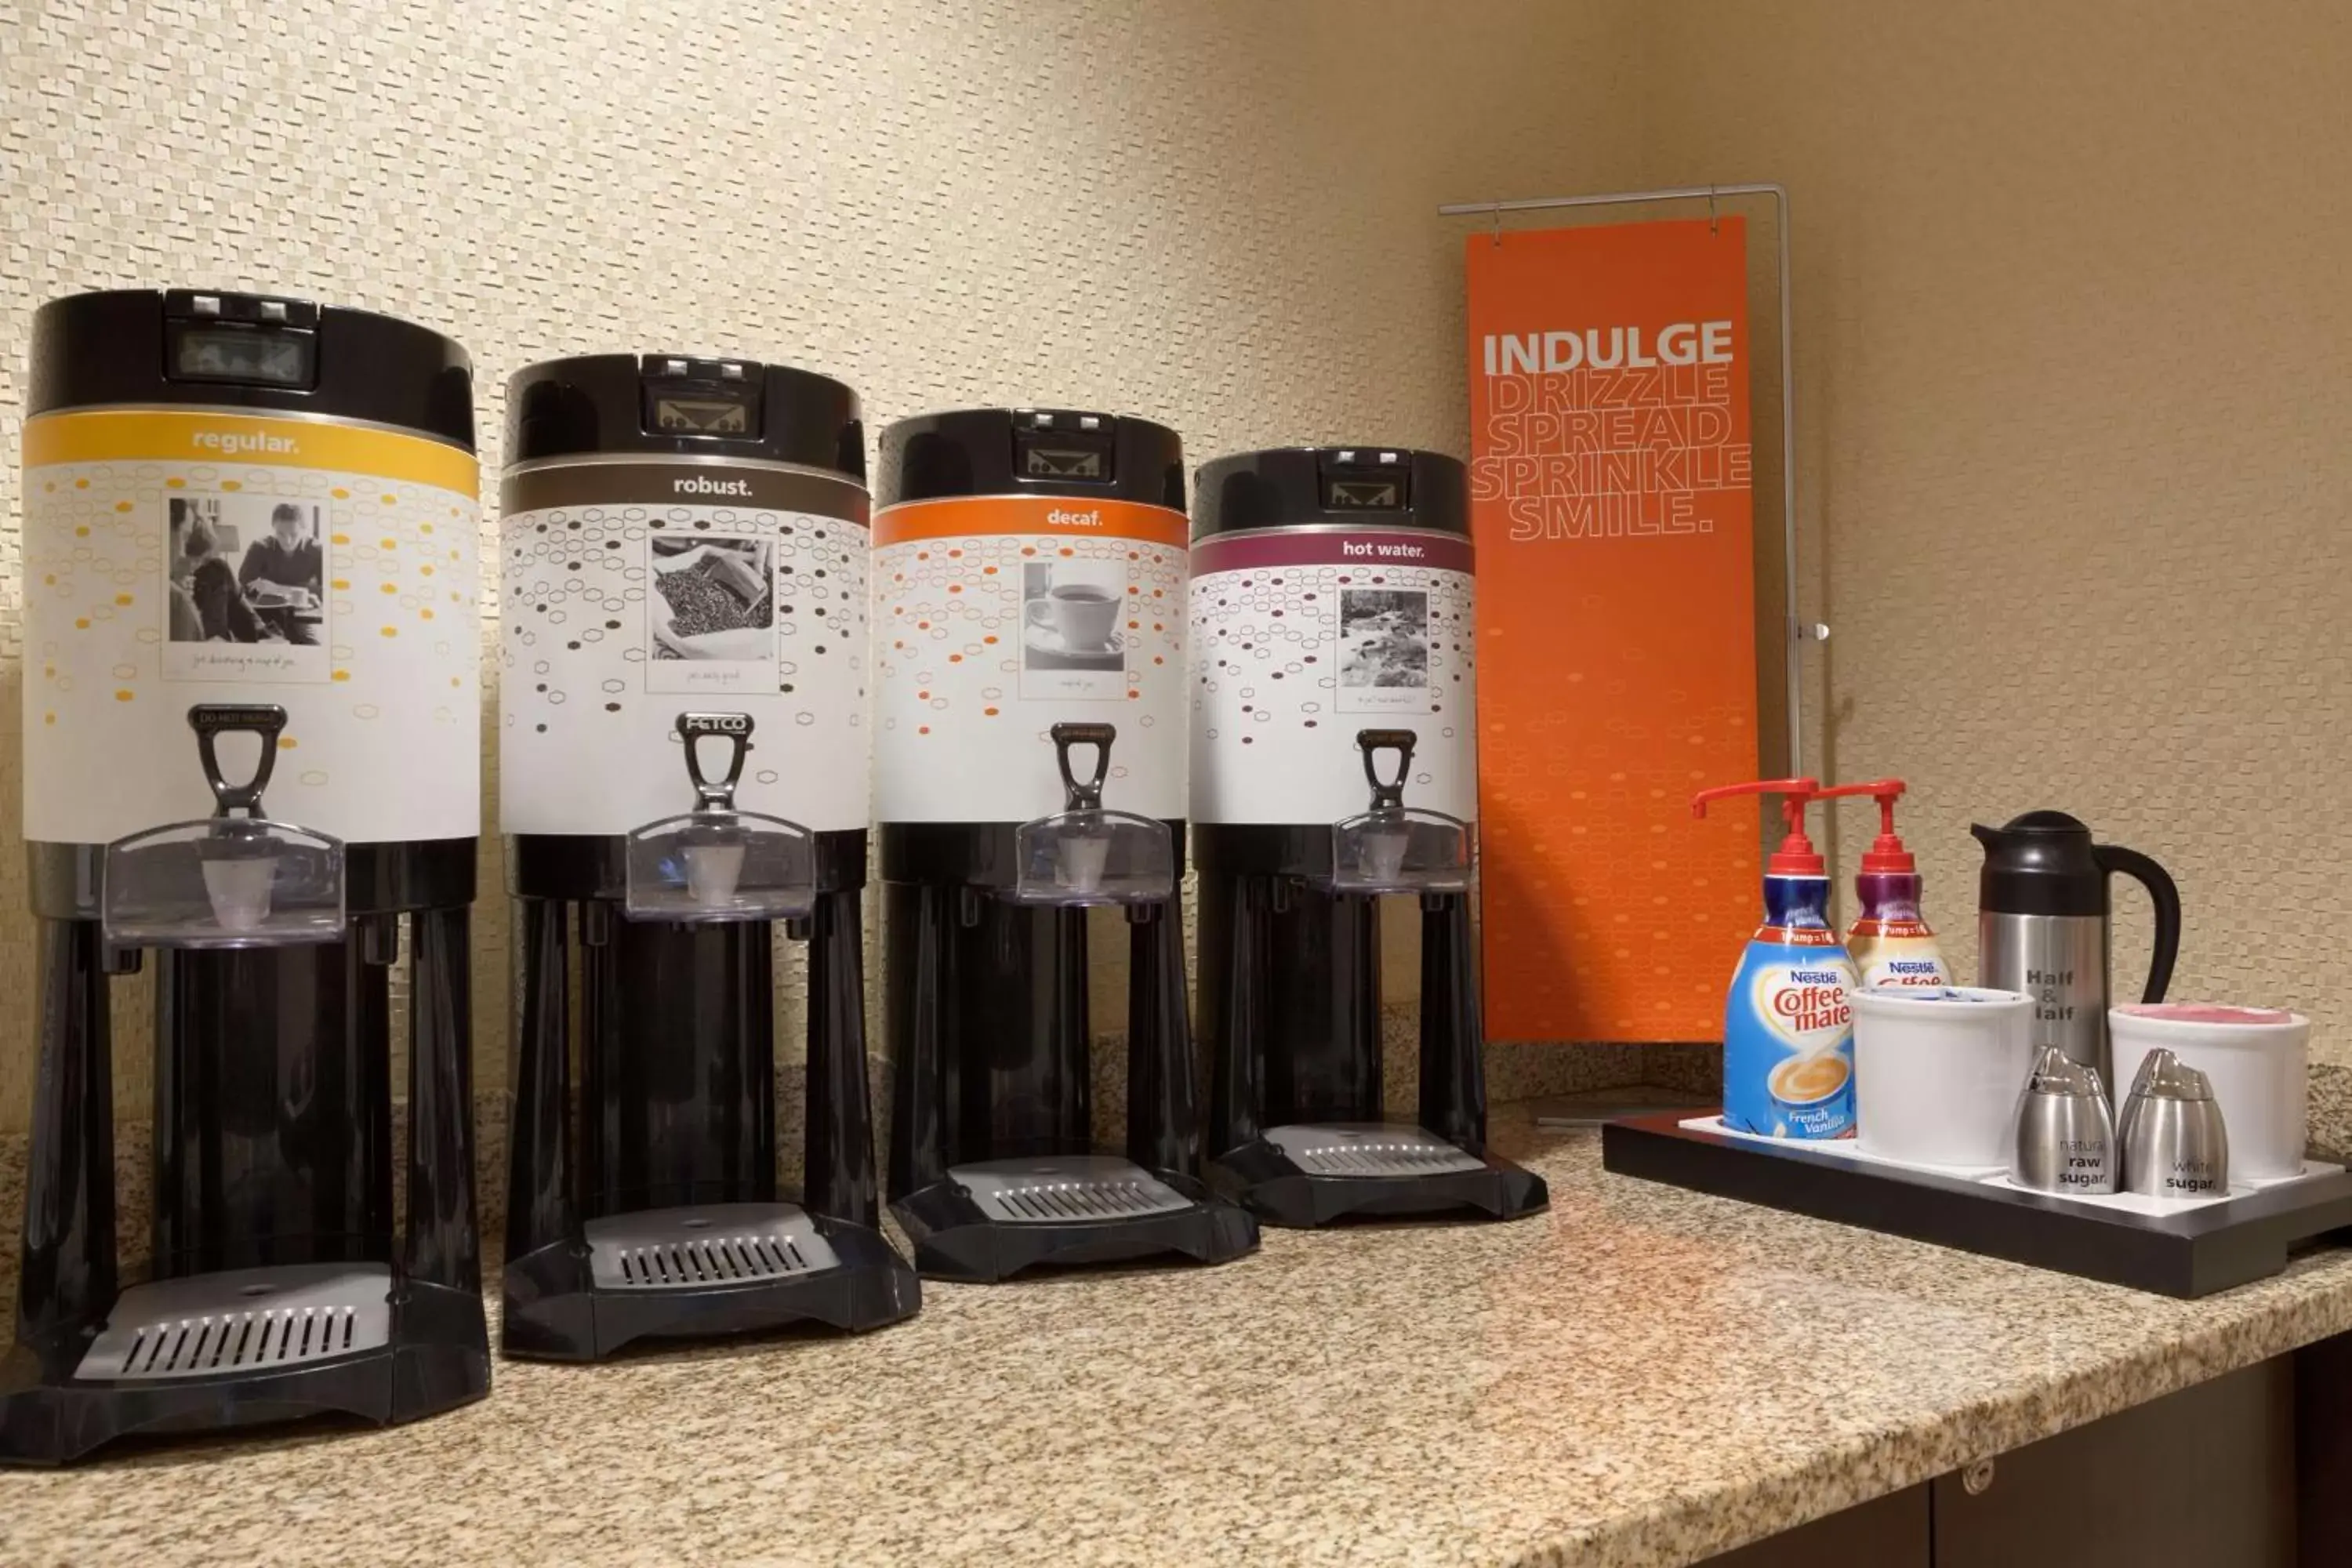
[4,289,486,1463]
[497,354,917,1358]
[873,408,1258,1280]
[1973,811,2181,1091]
[1191,448,1544,1225]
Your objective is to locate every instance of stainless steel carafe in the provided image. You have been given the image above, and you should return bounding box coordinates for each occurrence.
[2010,1046,2117,1195]
[2119,1047,2228,1198]
[1973,811,2180,1091]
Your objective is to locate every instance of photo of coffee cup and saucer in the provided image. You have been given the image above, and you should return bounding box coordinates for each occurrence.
[1021,562,1125,670]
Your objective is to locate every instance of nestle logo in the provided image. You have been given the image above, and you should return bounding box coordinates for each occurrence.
[672,475,751,496]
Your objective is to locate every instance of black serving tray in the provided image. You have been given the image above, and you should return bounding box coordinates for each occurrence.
[1601,1110,2352,1298]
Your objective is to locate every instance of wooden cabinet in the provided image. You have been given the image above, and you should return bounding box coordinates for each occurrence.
[1701,1340,2333,1566]
[1931,1356,2293,1568]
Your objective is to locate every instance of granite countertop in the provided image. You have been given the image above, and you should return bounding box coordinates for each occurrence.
[6,1110,2352,1568]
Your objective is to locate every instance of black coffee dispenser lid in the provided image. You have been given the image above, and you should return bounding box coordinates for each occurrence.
[876,408,1185,512]
[506,354,864,480]
[1192,447,1468,541]
[1972,809,2107,916]
[27,289,474,449]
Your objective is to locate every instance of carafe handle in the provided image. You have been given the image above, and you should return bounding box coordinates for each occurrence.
[2093,844,2180,1004]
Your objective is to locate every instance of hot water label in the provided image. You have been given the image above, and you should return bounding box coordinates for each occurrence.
[870,495,1188,823]
[1722,930,1858,1140]
[1188,526,1475,825]
[21,409,480,846]
[499,460,870,837]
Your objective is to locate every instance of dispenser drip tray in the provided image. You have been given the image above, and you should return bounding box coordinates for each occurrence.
[584,1202,840,1290]
[951,1156,1196,1225]
[75,1262,393,1382]
[1265,1123,1490,1178]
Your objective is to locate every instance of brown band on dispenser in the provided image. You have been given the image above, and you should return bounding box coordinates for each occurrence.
[502,459,869,522]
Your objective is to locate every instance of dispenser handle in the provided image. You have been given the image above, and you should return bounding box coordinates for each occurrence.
[2094,844,2181,1005]
[1356,729,1417,810]
[188,703,285,818]
[1051,723,1115,811]
[677,712,753,811]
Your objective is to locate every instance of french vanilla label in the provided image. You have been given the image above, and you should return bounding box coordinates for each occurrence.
[22,408,479,846]
[1189,525,1475,825]
[871,495,1187,823]
[499,459,869,837]
[1722,923,1857,1141]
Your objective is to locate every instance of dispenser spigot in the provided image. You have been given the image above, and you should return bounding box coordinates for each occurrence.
[1051,722,1115,812]
[1010,724,1174,906]
[100,703,347,949]
[620,710,818,922]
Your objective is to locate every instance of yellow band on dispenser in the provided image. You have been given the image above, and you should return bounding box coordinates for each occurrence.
[24,408,477,495]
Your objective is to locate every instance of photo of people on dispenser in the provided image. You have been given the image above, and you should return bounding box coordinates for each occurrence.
[647,535,777,691]
[163,495,328,681]
[1338,586,1429,712]
[1021,558,1126,697]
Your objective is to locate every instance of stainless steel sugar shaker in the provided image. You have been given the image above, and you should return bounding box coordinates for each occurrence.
[2120,1047,2229,1199]
[2011,1045,2118,1195]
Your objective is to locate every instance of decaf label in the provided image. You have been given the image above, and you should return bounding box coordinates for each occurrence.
[869,495,1188,825]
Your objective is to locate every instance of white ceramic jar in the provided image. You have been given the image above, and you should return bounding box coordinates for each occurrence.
[1850,985,2034,1171]
[2110,1004,2310,1181]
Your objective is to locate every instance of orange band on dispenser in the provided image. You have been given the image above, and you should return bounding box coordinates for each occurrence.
[873,494,1186,550]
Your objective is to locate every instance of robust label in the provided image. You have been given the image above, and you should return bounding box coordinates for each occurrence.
[22,408,479,845]
[499,460,869,836]
[871,495,1187,823]
[1189,526,1475,825]
[1722,927,1858,1139]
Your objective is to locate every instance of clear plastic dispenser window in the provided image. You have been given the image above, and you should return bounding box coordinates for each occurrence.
[1189,446,1547,1227]
[872,407,1260,1281]
[5,289,490,1465]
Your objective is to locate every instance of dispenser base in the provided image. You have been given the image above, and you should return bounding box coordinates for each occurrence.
[0,1274,488,1467]
[501,1202,920,1361]
[892,1156,1260,1282]
[1210,1123,1550,1227]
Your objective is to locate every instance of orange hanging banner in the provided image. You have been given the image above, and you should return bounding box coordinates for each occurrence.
[1468,217,1761,1042]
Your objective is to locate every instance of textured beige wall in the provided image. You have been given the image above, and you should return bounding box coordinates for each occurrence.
[1642,1,2352,1065]
[0,0,1647,1130]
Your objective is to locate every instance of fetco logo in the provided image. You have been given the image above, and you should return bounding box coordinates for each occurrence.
[673,475,753,496]
[191,430,296,455]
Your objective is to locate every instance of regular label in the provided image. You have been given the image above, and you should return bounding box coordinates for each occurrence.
[22,409,479,846]
[499,460,869,837]
[871,495,1187,823]
[1189,526,1475,825]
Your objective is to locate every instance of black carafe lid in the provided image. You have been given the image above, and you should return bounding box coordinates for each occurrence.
[506,354,864,479]
[875,408,1185,511]
[1971,810,2107,916]
[1192,447,1468,541]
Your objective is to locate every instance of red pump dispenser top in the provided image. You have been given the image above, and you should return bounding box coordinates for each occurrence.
[1690,778,1824,877]
[1813,779,1915,875]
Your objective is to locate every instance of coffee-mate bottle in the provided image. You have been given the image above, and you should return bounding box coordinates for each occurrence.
[1814,779,1951,989]
[1692,779,1858,1138]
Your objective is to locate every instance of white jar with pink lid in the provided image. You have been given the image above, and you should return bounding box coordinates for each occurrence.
[2109,1004,2311,1181]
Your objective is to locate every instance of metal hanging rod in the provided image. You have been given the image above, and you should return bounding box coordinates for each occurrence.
[1436,183,1813,777]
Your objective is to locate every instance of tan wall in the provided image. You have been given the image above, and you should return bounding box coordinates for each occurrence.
[1642,1,2352,1065]
[0,0,1647,1130]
